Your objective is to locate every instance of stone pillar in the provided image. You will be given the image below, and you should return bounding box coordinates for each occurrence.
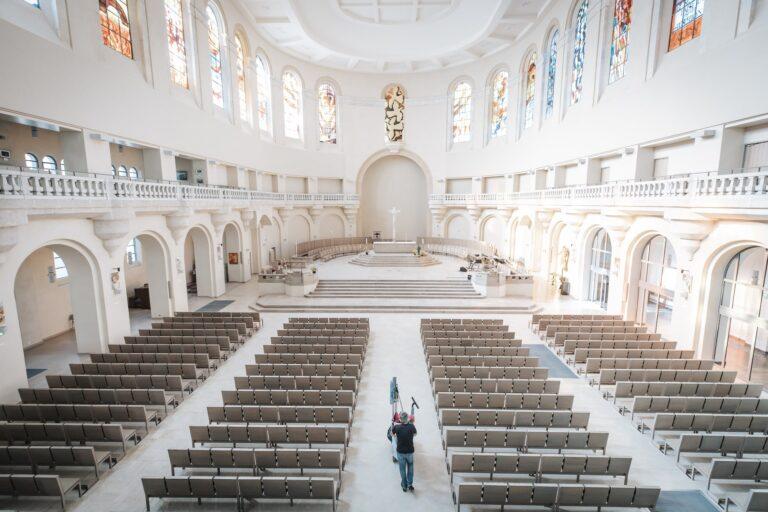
[142,148,178,182]
[209,210,230,296]
[471,176,483,195]
[467,207,481,240]
[164,210,192,312]
[60,131,113,175]
[240,210,255,277]
[530,210,554,274]
[307,177,318,194]
[309,207,323,239]
[430,207,447,239]
[343,207,358,237]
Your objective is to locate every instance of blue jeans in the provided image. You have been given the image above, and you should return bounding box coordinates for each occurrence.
[397,452,414,488]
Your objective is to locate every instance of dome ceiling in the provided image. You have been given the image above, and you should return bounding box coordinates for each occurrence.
[239,0,547,73]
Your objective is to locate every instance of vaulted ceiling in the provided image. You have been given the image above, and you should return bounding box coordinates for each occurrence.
[238,0,549,73]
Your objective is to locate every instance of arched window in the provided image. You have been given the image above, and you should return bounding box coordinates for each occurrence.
[164,0,188,88]
[126,238,141,265]
[282,70,303,140]
[52,251,68,280]
[255,56,272,134]
[24,153,39,170]
[206,4,225,108]
[99,0,133,59]
[636,235,677,339]
[451,81,472,144]
[588,229,612,308]
[317,83,337,144]
[669,0,704,50]
[713,246,768,384]
[128,167,139,179]
[489,71,509,139]
[522,54,537,130]
[234,35,249,122]
[544,30,558,118]
[25,0,40,7]
[111,165,116,177]
[570,0,589,106]
[117,165,128,178]
[42,155,57,173]
[609,0,632,83]
[384,84,405,143]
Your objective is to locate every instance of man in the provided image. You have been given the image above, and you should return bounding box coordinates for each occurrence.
[392,411,417,492]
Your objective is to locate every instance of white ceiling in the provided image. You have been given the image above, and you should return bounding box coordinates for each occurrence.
[238,0,548,73]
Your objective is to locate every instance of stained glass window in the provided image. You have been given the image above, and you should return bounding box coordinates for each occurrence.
[384,84,405,142]
[99,0,133,59]
[669,0,704,51]
[523,55,536,130]
[452,82,472,144]
[255,56,272,134]
[164,0,188,89]
[24,153,39,170]
[545,30,558,119]
[206,5,224,108]
[609,0,631,83]
[53,252,68,280]
[318,83,337,144]
[235,36,249,122]
[282,71,303,140]
[490,71,508,139]
[42,155,57,173]
[570,0,589,106]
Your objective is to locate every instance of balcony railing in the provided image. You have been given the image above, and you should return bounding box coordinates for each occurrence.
[429,168,768,210]
[0,169,359,209]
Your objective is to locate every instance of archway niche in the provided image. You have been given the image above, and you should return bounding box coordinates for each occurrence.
[512,217,532,268]
[256,216,281,271]
[359,155,428,240]
[13,243,105,380]
[283,215,310,257]
[317,214,345,239]
[446,215,471,239]
[482,216,506,256]
[183,227,215,297]
[223,223,246,283]
[124,233,173,318]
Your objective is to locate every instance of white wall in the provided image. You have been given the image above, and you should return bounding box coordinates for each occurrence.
[13,247,72,348]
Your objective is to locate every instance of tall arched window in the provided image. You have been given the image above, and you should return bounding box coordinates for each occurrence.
[513,218,532,269]
[24,153,39,170]
[206,4,225,108]
[588,229,612,308]
[669,0,704,51]
[234,35,249,122]
[608,0,632,83]
[282,70,303,140]
[42,155,57,173]
[164,0,188,88]
[117,165,128,178]
[713,246,768,384]
[99,0,133,58]
[451,81,472,144]
[544,30,558,119]
[317,83,337,144]
[489,71,509,139]
[636,235,677,339]
[254,56,272,134]
[384,84,405,143]
[570,0,589,106]
[128,167,139,179]
[522,54,537,130]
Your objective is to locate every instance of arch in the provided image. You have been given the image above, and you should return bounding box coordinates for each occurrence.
[509,215,533,270]
[24,152,39,169]
[444,213,472,239]
[255,214,282,270]
[222,222,246,283]
[13,240,107,356]
[183,225,216,297]
[355,148,434,197]
[41,155,57,173]
[317,212,347,239]
[585,226,612,308]
[283,214,311,257]
[480,214,506,256]
[122,230,174,318]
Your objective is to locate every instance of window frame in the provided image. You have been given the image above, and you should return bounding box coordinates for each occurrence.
[317,81,338,145]
[449,79,473,147]
[282,69,304,141]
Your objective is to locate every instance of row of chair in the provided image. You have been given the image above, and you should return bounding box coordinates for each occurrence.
[545,325,647,340]
[444,429,609,455]
[276,328,369,337]
[263,344,365,356]
[0,422,137,452]
[531,313,622,326]
[598,369,736,386]
[125,335,232,351]
[554,331,662,346]
[433,378,560,395]
[244,363,360,378]
[288,317,368,324]
[585,357,714,373]
[221,390,355,408]
[650,413,768,438]
[422,318,505,326]
[271,336,367,346]
[676,434,768,462]
[440,409,590,430]
[0,474,83,511]
[91,351,212,369]
[18,387,176,413]
[573,348,693,363]
[168,448,343,479]
[426,346,529,358]
[0,445,111,479]
[139,328,240,342]
[46,374,190,393]
[234,375,358,392]
[423,338,523,349]
[110,342,222,359]
[630,396,768,419]
[431,366,550,380]
[70,362,200,380]
[0,403,158,432]
[435,392,574,411]
[422,330,518,339]
[254,353,362,367]
[154,321,248,337]
[614,381,763,400]
[189,424,348,448]
[207,405,352,425]
[428,355,540,369]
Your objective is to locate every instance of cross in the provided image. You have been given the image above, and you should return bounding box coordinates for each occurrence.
[389,206,400,241]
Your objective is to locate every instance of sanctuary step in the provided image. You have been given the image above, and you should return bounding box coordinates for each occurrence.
[349,253,440,267]
[306,279,481,298]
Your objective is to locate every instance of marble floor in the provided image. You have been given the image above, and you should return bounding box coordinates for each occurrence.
[4,266,751,511]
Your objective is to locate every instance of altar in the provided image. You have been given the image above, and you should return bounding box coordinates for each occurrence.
[372,241,417,253]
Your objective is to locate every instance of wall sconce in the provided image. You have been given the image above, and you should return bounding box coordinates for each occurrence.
[110,267,122,295]
[176,257,183,274]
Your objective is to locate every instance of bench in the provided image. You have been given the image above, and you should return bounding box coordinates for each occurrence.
[91,352,212,369]
[0,473,83,511]
[244,363,360,378]
[433,378,560,395]
[676,434,768,462]
[18,387,176,413]
[650,413,768,438]
[0,445,112,479]
[189,424,348,448]
[444,428,608,455]
[435,392,573,411]
[598,369,737,387]
[109,342,221,359]
[440,409,589,430]
[69,362,199,381]
[614,381,763,401]
[222,390,355,408]
[631,396,768,419]
[0,403,159,431]
[125,335,232,352]
[207,405,352,425]
[707,458,768,489]
[431,366,549,380]
[46,374,190,394]
[0,422,137,452]
[234,375,357,392]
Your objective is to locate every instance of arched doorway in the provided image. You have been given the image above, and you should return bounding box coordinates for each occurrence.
[634,234,677,339]
[481,216,506,256]
[587,228,612,309]
[123,233,173,319]
[183,227,215,297]
[445,215,471,239]
[712,246,768,384]
[223,223,245,283]
[283,215,310,257]
[511,217,532,270]
[13,243,105,383]
[317,214,345,239]
[359,154,429,240]
[256,215,281,271]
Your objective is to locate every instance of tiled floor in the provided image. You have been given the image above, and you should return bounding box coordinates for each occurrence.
[4,263,751,511]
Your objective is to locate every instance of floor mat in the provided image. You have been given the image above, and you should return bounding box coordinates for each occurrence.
[26,368,46,378]
[196,300,235,312]
[655,490,721,512]
[525,344,578,379]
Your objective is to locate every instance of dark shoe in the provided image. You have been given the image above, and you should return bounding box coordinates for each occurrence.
[401,486,407,492]
[392,457,398,463]
[409,486,414,491]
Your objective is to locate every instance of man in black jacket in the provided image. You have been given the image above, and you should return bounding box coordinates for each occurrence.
[392,411,417,491]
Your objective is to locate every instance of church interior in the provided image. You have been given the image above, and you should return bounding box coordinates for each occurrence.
[0,0,767,510]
